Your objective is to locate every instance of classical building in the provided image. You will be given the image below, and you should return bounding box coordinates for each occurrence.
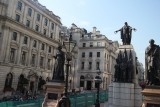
[70,24,119,90]
[136,58,145,82]
[0,0,63,98]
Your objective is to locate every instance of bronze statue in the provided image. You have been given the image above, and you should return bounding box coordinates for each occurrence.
[52,45,65,81]
[114,49,134,83]
[126,50,133,82]
[114,22,136,45]
[145,39,160,85]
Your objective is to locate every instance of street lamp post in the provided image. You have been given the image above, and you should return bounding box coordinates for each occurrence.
[94,69,102,107]
[58,33,76,107]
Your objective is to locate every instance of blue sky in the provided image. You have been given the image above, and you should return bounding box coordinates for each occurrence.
[38,0,160,67]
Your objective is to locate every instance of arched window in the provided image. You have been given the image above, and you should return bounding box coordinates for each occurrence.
[17,74,28,94]
[80,76,85,87]
[4,73,13,92]
[38,76,46,90]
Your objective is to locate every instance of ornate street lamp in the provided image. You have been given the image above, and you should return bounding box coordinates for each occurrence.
[58,33,76,107]
[94,69,102,107]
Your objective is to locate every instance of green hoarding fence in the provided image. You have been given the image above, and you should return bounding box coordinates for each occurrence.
[0,98,43,107]
[0,91,108,107]
[69,90,108,107]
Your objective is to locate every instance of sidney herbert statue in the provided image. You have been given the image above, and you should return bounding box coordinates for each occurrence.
[52,45,65,81]
[145,39,160,85]
[114,22,136,45]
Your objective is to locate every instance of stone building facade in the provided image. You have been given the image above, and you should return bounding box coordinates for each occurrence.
[0,0,63,97]
[70,24,119,90]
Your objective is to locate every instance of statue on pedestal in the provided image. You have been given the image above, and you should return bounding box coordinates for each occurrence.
[145,39,160,85]
[114,22,136,45]
[52,45,65,82]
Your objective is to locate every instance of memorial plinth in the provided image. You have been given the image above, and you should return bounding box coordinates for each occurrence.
[141,86,160,107]
[42,82,65,107]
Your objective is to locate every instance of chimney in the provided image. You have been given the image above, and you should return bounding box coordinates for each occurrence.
[96,31,100,35]
[93,27,96,34]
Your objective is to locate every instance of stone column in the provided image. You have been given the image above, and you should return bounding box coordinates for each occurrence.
[37,41,41,68]
[17,33,23,64]
[40,16,45,34]
[27,37,33,66]
[44,45,49,70]
[4,27,11,63]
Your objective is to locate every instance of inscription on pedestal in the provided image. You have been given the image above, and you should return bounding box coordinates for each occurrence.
[48,93,58,100]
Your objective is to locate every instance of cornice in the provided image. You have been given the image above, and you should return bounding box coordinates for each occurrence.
[25,0,62,24]
[0,15,61,45]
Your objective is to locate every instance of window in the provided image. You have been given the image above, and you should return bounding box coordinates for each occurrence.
[10,48,16,63]
[21,51,26,65]
[17,1,22,11]
[82,43,86,47]
[50,33,53,38]
[97,42,101,47]
[23,36,28,44]
[4,73,13,89]
[12,32,17,41]
[47,59,51,69]
[35,25,39,31]
[97,52,100,57]
[28,8,32,16]
[37,14,40,21]
[81,62,84,70]
[89,52,92,57]
[80,76,84,87]
[44,18,48,26]
[89,62,92,70]
[96,62,100,70]
[33,40,37,48]
[48,46,51,53]
[82,52,85,58]
[43,29,46,35]
[31,54,36,66]
[51,23,54,30]
[40,56,44,68]
[90,42,93,47]
[26,20,30,27]
[41,43,45,50]
[16,14,20,22]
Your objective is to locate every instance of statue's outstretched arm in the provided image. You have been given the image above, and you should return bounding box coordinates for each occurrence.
[114,29,121,34]
[132,28,137,31]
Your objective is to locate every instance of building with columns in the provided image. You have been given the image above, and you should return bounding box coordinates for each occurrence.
[0,0,64,97]
[70,24,119,90]
[0,0,119,99]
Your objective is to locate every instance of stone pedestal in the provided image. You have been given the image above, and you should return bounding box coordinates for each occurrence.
[108,83,142,107]
[141,86,160,107]
[42,82,65,107]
